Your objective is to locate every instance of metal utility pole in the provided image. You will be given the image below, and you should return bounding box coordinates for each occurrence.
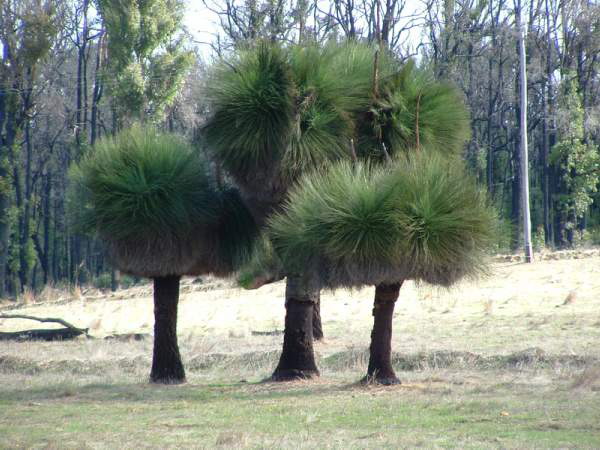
[517,0,534,262]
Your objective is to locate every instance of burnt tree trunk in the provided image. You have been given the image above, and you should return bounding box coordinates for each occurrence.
[272,272,320,381]
[364,281,402,385]
[312,291,323,341]
[150,275,185,384]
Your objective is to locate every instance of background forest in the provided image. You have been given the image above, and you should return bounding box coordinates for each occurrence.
[0,0,598,298]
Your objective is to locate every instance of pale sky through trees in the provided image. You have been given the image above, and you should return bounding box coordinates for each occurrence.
[184,2,215,40]
[182,0,425,59]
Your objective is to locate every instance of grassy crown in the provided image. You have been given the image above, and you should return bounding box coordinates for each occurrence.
[203,41,389,185]
[69,125,217,241]
[268,154,495,287]
[387,153,495,285]
[69,125,259,277]
[204,42,469,193]
[358,60,471,160]
[203,42,295,179]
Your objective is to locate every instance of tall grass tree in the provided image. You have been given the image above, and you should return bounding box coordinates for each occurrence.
[269,155,495,384]
[203,41,474,381]
[69,126,257,384]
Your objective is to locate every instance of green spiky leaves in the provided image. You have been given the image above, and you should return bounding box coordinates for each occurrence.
[203,42,295,178]
[68,125,260,277]
[269,154,495,287]
[69,125,216,241]
[388,154,495,285]
[204,42,470,194]
[359,61,471,159]
[203,42,385,184]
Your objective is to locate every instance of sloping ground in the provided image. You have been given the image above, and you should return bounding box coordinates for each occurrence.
[1,253,599,359]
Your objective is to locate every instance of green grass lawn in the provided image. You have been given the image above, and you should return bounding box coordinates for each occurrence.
[1,367,599,449]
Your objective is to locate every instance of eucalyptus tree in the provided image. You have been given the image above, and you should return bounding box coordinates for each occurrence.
[69,126,257,383]
[0,0,58,296]
[96,0,193,124]
[269,154,495,384]
[550,76,599,246]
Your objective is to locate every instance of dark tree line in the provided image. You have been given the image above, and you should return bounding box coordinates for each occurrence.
[0,0,197,298]
[0,0,598,299]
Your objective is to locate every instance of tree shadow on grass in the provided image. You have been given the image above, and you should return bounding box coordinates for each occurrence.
[0,378,367,404]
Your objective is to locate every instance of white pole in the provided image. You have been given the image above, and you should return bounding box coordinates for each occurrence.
[518,0,534,263]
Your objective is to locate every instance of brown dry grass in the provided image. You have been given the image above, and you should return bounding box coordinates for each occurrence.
[1,255,600,358]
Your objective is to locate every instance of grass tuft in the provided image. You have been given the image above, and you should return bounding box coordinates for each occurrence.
[358,60,471,159]
[68,125,259,278]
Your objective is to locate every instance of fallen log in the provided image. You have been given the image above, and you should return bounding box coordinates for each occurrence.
[0,328,87,341]
[0,314,88,341]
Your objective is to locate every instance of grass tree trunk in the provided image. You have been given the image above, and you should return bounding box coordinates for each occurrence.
[364,281,402,385]
[272,272,320,381]
[312,291,323,341]
[150,275,186,384]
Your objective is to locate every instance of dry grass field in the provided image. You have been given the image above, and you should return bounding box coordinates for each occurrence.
[1,253,600,448]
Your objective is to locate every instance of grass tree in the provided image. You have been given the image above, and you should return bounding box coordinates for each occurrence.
[69,126,257,384]
[203,42,375,221]
[269,155,495,384]
[202,42,377,363]
[203,41,474,381]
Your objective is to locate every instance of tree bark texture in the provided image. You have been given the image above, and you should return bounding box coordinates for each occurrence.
[150,275,186,384]
[364,282,402,385]
[312,291,323,341]
[272,272,320,381]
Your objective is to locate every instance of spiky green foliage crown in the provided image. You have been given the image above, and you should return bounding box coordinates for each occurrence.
[69,125,217,241]
[203,41,385,186]
[204,43,469,190]
[269,154,495,287]
[69,125,260,277]
[358,61,471,160]
[387,153,495,285]
[203,42,295,179]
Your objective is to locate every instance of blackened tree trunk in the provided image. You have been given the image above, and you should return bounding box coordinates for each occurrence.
[42,172,51,285]
[150,275,185,384]
[272,272,320,381]
[111,269,120,292]
[19,120,34,290]
[312,291,323,341]
[364,281,402,385]
[90,31,104,146]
